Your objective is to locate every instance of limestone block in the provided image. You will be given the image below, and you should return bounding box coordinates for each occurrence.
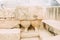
[31,20,41,31]
[21,37,40,40]
[0,20,20,29]
[0,29,20,40]
[21,31,40,40]
[20,21,30,31]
